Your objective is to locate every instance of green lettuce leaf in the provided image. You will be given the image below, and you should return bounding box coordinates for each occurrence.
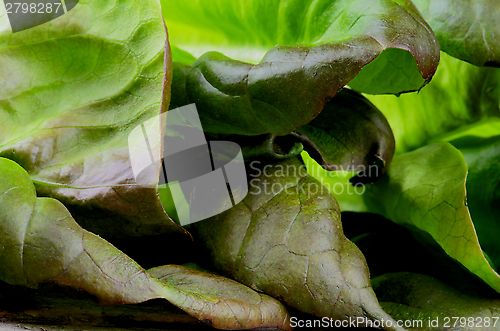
[303,54,500,296]
[342,212,497,296]
[194,157,404,330]
[372,272,500,330]
[305,53,500,211]
[163,0,440,95]
[171,45,197,65]
[362,143,500,292]
[0,0,180,237]
[412,0,500,67]
[0,157,291,330]
[301,152,368,213]
[450,136,500,270]
[367,52,500,154]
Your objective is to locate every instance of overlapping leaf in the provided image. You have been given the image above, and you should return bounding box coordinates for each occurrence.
[149,265,291,330]
[412,0,500,67]
[0,157,291,330]
[366,52,500,154]
[362,143,500,292]
[163,0,439,95]
[169,44,392,136]
[182,87,395,178]
[450,136,500,270]
[292,88,395,176]
[302,53,500,298]
[0,0,179,237]
[194,157,404,330]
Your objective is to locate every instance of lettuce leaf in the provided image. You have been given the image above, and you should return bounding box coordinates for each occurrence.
[450,136,500,270]
[0,0,180,237]
[363,143,500,292]
[293,89,395,176]
[373,272,500,330]
[412,0,500,67]
[0,157,291,330]
[367,52,500,154]
[194,157,404,331]
[163,0,440,95]
[304,53,500,297]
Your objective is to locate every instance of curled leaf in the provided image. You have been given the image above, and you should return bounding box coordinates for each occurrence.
[0,157,291,330]
[203,88,395,176]
[195,157,403,330]
[169,38,435,136]
[366,52,500,154]
[164,0,439,94]
[219,133,305,163]
[292,88,395,178]
[170,45,383,136]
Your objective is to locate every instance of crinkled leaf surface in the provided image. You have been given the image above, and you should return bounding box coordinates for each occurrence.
[412,0,500,67]
[0,157,291,330]
[372,272,500,331]
[0,0,180,237]
[362,143,500,292]
[367,52,500,154]
[292,88,395,176]
[194,157,403,330]
[163,0,439,95]
[450,136,500,270]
